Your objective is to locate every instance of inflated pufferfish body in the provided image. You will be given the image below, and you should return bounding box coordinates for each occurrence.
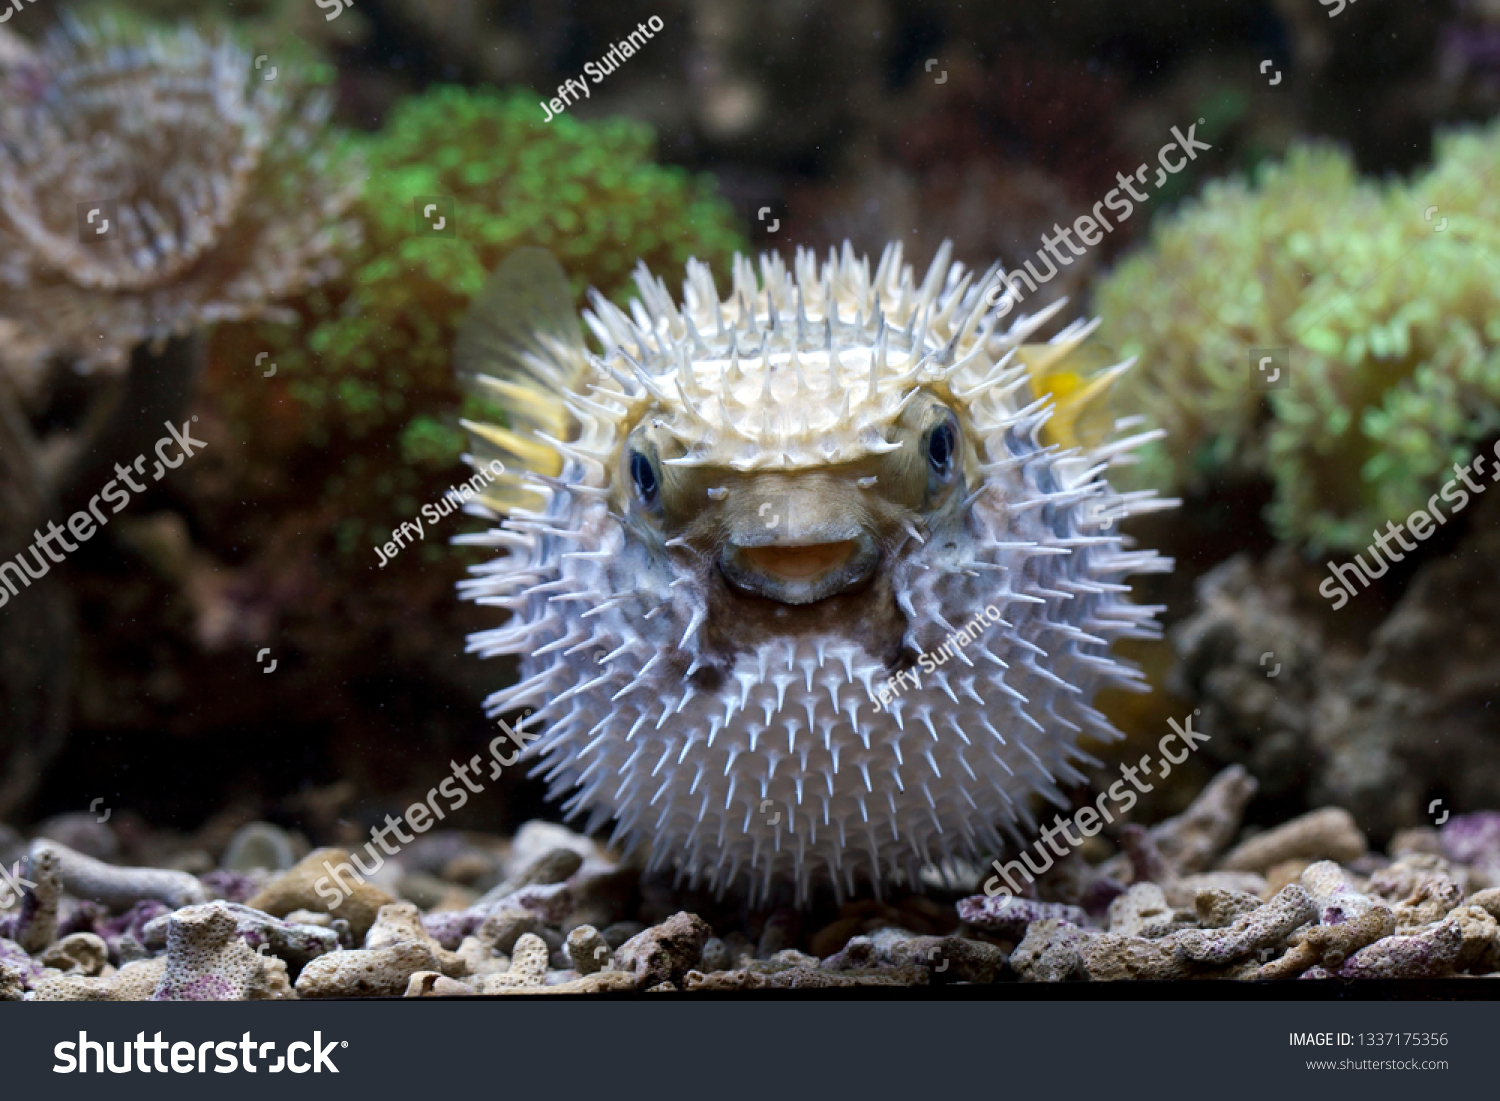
[455,241,1172,905]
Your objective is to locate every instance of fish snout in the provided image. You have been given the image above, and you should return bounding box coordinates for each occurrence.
[715,478,881,604]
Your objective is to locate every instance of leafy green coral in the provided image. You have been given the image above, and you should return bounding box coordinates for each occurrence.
[207,86,745,558]
[1096,121,1500,551]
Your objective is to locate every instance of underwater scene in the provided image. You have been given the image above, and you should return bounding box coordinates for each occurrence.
[2,0,1500,1035]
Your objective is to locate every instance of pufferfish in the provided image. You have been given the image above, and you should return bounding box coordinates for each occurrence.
[453,241,1172,905]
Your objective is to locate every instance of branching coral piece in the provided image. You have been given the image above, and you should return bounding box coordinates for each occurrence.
[14,843,60,953]
[0,14,361,392]
[1097,122,1500,549]
[32,839,206,911]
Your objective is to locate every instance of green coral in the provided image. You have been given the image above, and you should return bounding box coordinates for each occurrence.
[1097,121,1500,551]
[64,0,369,55]
[208,86,745,557]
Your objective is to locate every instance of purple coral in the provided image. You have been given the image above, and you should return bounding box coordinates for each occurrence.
[199,869,262,904]
[97,900,170,965]
[98,900,171,943]
[957,895,1093,940]
[1441,812,1500,870]
[421,909,486,952]
[1336,918,1465,980]
[0,936,44,987]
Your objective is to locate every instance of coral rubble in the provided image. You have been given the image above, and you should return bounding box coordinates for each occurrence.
[0,779,1496,997]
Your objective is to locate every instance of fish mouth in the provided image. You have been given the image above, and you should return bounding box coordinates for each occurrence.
[720,536,878,604]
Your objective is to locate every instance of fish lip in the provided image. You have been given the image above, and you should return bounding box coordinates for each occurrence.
[718,535,879,605]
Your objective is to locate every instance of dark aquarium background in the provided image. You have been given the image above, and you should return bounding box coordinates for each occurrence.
[2,0,1499,978]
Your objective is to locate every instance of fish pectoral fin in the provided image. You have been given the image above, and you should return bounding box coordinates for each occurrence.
[455,248,591,501]
[1017,338,1135,452]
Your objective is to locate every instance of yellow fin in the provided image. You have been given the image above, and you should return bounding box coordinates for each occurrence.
[1016,339,1129,452]
[454,248,591,509]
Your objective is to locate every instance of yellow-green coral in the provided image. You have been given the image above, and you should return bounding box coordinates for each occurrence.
[1097,122,1500,551]
[207,86,745,557]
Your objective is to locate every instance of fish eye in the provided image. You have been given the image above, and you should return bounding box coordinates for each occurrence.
[629,449,660,511]
[926,417,959,479]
